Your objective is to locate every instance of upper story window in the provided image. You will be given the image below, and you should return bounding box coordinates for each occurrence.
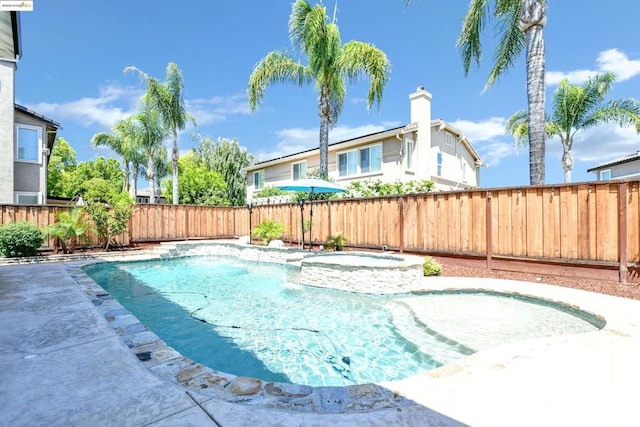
[292,161,307,181]
[445,132,455,147]
[338,144,382,177]
[16,124,42,163]
[404,136,415,171]
[437,152,443,176]
[253,170,265,190]
[600,169,611,180]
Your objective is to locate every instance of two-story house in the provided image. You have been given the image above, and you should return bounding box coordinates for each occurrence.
[244,86,482,200]
[587,151,640,181]
[1,11,60,205]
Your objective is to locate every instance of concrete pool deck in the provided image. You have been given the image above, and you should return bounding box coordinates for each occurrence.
[1,252,640,426]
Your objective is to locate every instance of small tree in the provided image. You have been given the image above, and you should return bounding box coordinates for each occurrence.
[163,154,229,206]
[193,135,255,206]
[84,182,133,251]
[45,207,94,254]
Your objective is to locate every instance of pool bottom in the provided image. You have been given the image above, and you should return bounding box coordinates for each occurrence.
[68,263,415,413]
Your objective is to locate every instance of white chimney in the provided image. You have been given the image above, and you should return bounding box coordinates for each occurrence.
[409,86,432,125]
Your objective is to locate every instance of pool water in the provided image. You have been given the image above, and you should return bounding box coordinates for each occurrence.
[83,256,601,387]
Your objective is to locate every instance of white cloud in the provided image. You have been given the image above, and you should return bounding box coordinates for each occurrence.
[185,94,251,126]
[559,124,640,163]
[449,117,506,142]
[28,83,143,129]
[449,117,517,167]
[256,124,386,161]
[478,141,517,168]
[26,85,251,134]
[547,48,640,85]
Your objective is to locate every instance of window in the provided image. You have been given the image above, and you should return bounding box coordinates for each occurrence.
[292,161,307,181]
[253,170,265,190]
[404,136,415,171]
[600,169,611,180]
[437,152,443,176]
[445,132,455,147]
[16,125,42,163]
[338,144,382,177]
[15,192,40,205]
[338,150,357,177]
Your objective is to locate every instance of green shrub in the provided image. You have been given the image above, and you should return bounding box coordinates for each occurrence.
[255,186,287,198]
[0,222,45,257]
[324,232,347,251]
[253,220,286,245]
[45,207,94,254]
[423,256,442,276]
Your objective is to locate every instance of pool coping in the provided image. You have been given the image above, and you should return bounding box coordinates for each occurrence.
[61,240,640,420]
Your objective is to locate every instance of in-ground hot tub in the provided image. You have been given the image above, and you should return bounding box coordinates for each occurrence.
[299,252,424,294]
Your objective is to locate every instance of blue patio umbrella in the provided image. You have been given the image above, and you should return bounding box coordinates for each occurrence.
[276,178,347,250]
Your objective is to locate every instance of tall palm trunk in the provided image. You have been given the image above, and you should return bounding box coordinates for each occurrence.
[318,86,332,178]
[147,153,156,204]
[172,129,179,205]
[522,1,547,186]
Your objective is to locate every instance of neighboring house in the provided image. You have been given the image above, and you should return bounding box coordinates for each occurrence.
[244,86,482,201]
[1,11,61,205]
[135,187,167,204]
[587,151,640,181]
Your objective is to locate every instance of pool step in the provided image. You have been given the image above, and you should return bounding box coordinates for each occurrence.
[387,301,475,367]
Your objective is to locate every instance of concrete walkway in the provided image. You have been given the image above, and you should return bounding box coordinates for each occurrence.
[2,259,640,426]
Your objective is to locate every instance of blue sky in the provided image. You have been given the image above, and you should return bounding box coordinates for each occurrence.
[15,0,640,188]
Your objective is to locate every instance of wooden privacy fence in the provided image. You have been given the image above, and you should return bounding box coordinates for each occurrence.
[1,181,638,282]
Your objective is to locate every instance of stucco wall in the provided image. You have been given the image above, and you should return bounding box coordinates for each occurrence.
[430,128,479,190]
[611,160,640,179]
[14,110,47,200]
[0,60,15,204]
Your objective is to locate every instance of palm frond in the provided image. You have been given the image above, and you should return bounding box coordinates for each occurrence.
[582,99,640,132]
[486,0,525,89]
[247,51,312,111]
[339,40,391,111]
[505,109,530,150]
[289,0,328,58]
[457,0,490,75]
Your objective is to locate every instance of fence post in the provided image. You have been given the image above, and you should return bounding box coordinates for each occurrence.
[619,182,628,284]
[184,206,189,240]
[486,191,493,270]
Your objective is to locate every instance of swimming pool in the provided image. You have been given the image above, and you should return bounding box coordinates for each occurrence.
[83,254,603,387]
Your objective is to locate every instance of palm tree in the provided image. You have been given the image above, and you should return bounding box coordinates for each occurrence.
[457,0,547,185]
[125,62,194,204]
[91,120,140,193]
[506,72,640,183]
[248,0,391,178]
[128,100,169,204]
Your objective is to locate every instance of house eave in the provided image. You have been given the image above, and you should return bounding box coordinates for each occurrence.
[587,152,640,172]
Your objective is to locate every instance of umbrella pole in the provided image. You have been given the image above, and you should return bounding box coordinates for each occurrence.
[309,203,313,252]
